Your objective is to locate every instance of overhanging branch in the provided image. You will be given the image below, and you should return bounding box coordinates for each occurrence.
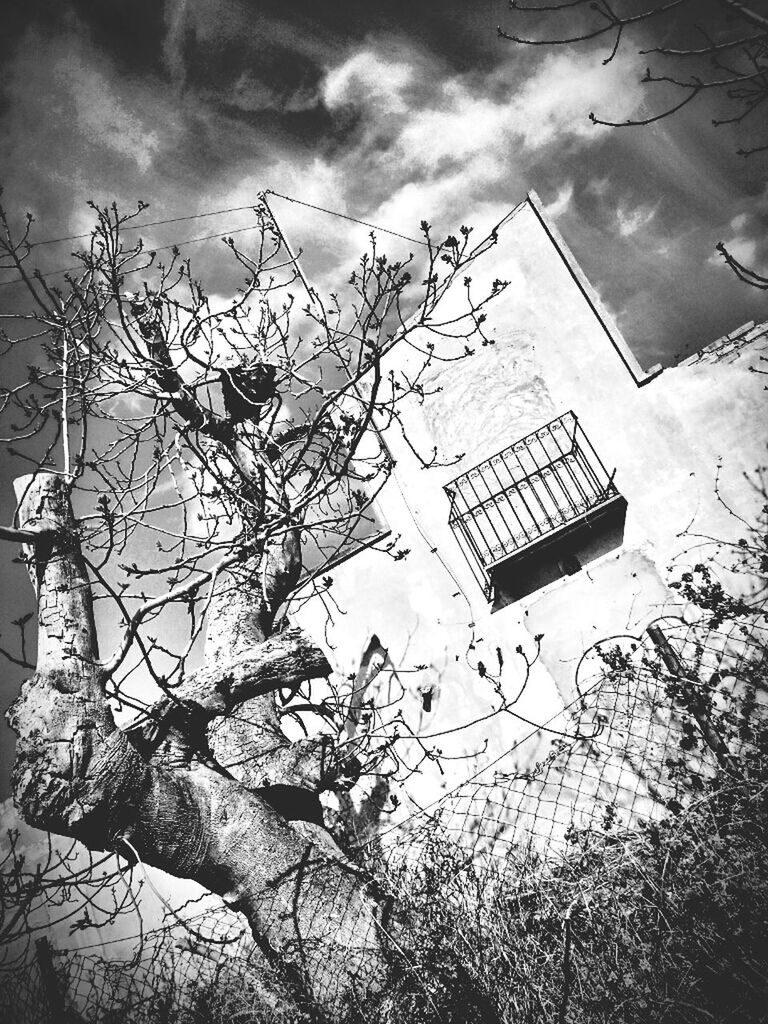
[0,523,53,544]
[142,625,331,725]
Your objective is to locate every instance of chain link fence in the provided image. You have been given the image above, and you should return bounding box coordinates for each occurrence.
[2,611,766,1022]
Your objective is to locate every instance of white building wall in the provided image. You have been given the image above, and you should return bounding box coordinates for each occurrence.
[296,193,768,803]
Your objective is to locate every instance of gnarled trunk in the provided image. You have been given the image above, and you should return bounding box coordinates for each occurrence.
[6,473,388,1020]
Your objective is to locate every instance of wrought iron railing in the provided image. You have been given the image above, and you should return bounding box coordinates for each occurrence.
[444,411,621,597]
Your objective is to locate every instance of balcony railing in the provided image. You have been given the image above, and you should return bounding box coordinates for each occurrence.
[444,411,621,598]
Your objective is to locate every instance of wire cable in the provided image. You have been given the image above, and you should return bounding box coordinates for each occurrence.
[24,204,260,250]
[0,188,428,290]
[264,189,427,247]
[0,221,262,290]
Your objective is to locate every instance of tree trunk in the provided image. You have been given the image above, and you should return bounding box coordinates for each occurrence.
[6,473,388,1020]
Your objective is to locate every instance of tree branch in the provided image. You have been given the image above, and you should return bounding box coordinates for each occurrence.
[0,523,51,544]
[717,0,768,31]
[145,626,330,724]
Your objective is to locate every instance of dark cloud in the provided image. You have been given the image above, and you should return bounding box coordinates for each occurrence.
[0,4,764,373]
[70,0,168,73]
[0,2,764,364]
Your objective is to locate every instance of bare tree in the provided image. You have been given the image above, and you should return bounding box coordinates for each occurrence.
[0,197,506,1018]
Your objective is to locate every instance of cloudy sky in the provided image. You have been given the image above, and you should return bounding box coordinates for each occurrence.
[0,0,766,371]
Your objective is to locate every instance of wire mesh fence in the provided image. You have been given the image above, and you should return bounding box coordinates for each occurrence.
[0,949,50,1024]
[2,611,766,1022]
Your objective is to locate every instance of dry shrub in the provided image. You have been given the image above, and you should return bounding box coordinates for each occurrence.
[350,766,767,1023]
[352,672,768,1024]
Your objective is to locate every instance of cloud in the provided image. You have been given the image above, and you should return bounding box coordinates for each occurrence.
[163,0,190,93]
[586,176,611,197]
[65,61,162,174]
[300,39,646,246]
[544,182,574,220]
[178,37,651,318]
[709,192,768,279]
[616,200,659,237]
[321,39,645,168]
[507,50,645,149]
[0,24,646,290]
[324,48,416,114]
[0,19,178,232]
[730,211,749,231]
[0,5,762,382]
[229,71,318,113]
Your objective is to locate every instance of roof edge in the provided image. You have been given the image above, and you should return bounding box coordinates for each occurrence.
[526,190,663,388]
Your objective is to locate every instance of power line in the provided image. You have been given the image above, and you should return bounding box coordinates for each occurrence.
[0,221,262,290]
[25,204,260,250]
[265,190,428,247]
[26,194,426,251]
[0,189,427,292]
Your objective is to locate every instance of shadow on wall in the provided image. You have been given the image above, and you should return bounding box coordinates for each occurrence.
[491,495,628,610]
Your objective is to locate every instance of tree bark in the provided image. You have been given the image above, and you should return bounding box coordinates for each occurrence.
[6,473,388,1019]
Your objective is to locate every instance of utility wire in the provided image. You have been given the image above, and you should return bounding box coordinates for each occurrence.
[0,189,426,291]
[0,221,262,290]
[264,190,427,247]
[24,204,260,250]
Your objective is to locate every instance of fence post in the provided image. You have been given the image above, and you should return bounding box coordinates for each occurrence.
[647,623,734,771]
[35,937,68,1024]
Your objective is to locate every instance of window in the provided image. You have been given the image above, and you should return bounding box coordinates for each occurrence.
[444,411,625,602]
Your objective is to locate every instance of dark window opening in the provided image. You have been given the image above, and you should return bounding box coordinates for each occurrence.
[559,553,582,577]
[444,411,626,604]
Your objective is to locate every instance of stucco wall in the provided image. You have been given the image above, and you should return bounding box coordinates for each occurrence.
[295,194,768,799]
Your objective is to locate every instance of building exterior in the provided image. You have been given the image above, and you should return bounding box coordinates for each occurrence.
[4,191,765,1000]
[296,191,768,803]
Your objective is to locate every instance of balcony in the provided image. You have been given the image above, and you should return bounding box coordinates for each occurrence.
[444,411,627,604]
